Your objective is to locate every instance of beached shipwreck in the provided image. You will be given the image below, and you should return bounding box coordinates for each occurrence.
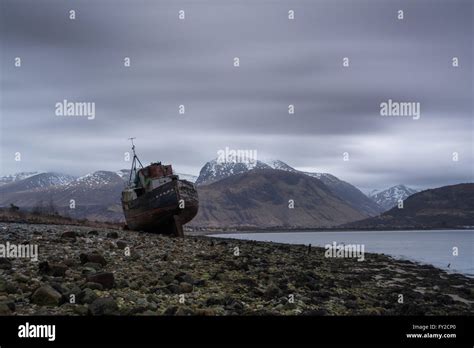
[121,142,198,236]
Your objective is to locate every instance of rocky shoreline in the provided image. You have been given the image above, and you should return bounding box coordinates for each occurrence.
[0,222,472,316]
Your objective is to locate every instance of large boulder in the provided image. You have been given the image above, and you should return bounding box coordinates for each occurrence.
[88,297,118,315]
[80,253,107,266]
[31,285,62,306]
[86,272,114,289]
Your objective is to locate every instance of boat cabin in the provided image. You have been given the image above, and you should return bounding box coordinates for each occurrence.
[122,162,176,202]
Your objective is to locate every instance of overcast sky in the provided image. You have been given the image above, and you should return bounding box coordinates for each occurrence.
[1,0,472,192]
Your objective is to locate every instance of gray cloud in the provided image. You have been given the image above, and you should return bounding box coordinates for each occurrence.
[1,0,472,191]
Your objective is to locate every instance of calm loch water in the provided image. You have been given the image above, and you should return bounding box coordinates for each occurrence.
[211,230,474,276]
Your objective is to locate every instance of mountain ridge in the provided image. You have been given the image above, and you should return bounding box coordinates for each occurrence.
[196,158,383,217]
[368,184,418,211]
[344,183,474,229]
[190,169,370,229]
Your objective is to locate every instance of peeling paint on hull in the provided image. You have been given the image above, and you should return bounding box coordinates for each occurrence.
[122,179,198,234]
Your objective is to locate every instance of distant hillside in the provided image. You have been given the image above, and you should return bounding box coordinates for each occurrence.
[196,159,382,217]
[369,184,418,211]
[345,183,474,229]
[196,159,270,186]
[0,172,41,186]
[0,169,198,223]
[190,169,369,229]
[0,172,76,194]
[305,172,382,216]
[0,164,382,227]
[4,170,469,231]
[0,208,122,229]
[0,171,125,222]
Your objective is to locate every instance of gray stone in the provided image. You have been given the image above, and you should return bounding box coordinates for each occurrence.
[83,282,104,291]
[31,285,62,306]
[175,307,195,316]
[106,231,119,239]
[175,272,195,284]
[49,263,68,277]
[0,258,12,270]
[14,273,30,283]
[73,304,89,315]
[179,282,193,294]
[0,279,7,292]
[166,284,181,294]
[115,279,130,289]
[88,297,118,315]
[83,262,103,270]
[79,288,98,304]
[0,302,12,315]
[116,240,127,249]
[263,283,283,300]
[80,253,107,266]
[86,272,114,289]
[61,231,77,239]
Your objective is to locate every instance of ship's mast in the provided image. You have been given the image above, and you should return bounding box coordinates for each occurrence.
[128,137,143,186]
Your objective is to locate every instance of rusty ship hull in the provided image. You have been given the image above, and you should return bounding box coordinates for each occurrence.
[122,179,198,235]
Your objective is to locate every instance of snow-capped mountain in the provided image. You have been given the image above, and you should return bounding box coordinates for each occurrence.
[265,160,343,185]
[0,171,125,222]
[0,169,196,222]
[347,184,472,229]
[368,184,418,211]
[196,158,383,216]
[265,159,297,172]
[195,159,271,186]
[0,172,41,186]
[116,169,131,180]
[176,173,198,183]
[0,172,76,194]
[0,164,383,223]
[70,171,124,188]
[191,169,371,229]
